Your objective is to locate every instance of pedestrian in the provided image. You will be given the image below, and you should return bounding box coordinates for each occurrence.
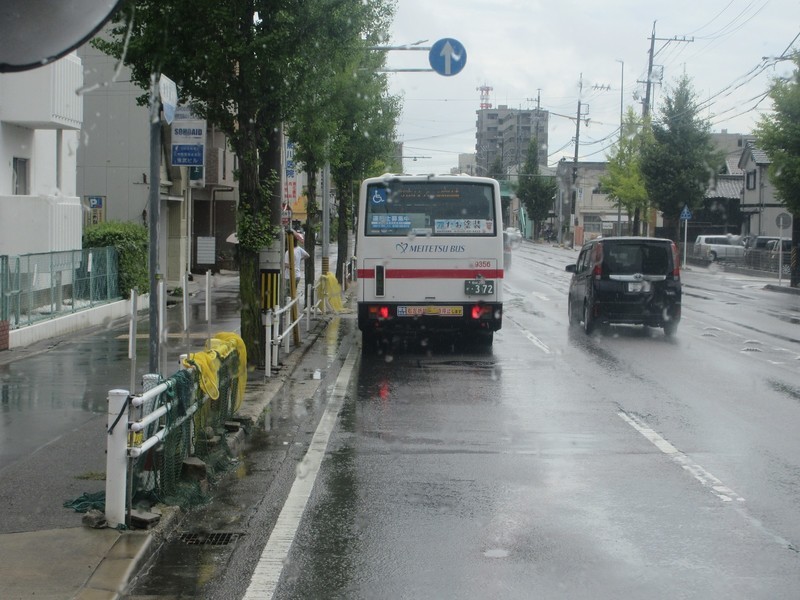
[285,234,310,290]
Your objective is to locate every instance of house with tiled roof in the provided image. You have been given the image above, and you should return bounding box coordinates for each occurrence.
[738,142,792,238]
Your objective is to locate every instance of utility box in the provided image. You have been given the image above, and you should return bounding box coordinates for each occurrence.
[259,241,283,311]
[259,246,281,271]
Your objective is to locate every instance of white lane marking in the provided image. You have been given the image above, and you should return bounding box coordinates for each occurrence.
[618,411,745,503]
[244,347,357,599]
[506,316,551,354]
[522,328,551,354]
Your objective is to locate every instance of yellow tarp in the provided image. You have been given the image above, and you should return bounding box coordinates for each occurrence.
[321,272,346,312]
[181,332,247,410]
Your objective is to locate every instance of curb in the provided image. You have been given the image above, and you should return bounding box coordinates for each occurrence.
[764,283,800,295]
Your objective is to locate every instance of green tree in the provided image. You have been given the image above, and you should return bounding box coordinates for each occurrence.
[287,0,394,288]
[94,0,395,364]
[599,107,650,235]
[640,74,723,239]
[755,55,800,287]
[329,58,401,280]
[516,137,556,234]
[488,155,505,181]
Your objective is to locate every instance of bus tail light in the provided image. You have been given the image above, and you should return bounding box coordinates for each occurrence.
[368,305,390,320]
[471,304,492,319]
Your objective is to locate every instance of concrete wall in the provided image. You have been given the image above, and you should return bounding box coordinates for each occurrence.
[9,292,149,349]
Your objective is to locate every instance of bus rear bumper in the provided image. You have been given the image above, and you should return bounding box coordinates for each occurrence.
[357,302,503,335]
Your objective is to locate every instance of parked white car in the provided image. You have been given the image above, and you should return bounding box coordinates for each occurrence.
[693,234,745,262]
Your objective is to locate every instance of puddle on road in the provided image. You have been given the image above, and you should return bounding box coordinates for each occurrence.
[483,548,510,559]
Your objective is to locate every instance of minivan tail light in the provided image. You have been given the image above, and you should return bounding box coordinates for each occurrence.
[592,242,603,279]
[670,242,681,278]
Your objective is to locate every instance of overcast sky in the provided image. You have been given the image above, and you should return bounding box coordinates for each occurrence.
[385,0,799,175]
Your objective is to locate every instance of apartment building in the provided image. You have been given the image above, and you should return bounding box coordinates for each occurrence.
[76,40,239,284]
[475,105,549,176]
[0,53,84,256]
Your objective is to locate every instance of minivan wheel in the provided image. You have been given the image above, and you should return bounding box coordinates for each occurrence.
[583,303,595,334]
[709,250,717,261]
[663,321,678,336]
[568,298,577,327]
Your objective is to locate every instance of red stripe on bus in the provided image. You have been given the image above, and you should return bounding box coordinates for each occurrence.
[357,268,503,279]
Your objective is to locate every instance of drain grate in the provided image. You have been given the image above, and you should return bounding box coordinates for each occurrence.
[179,532,242,546]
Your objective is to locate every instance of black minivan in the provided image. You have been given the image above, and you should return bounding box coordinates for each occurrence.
[565,237,682,335]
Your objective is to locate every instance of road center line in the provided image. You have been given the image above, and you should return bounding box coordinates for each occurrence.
[244,346,357,599]
[618,411,745,503]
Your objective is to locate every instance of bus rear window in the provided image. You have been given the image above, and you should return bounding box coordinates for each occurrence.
[365,181,497,236]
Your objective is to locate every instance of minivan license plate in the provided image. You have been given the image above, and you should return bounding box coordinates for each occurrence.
[627,281,651,293]
[465,279,494,295]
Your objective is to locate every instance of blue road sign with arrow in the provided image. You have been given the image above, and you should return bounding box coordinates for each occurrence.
[428,38,467,76]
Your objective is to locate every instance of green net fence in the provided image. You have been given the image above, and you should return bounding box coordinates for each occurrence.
[130,334,246,511]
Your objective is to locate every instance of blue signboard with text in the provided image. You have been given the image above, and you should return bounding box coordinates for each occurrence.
[171,144,204,167]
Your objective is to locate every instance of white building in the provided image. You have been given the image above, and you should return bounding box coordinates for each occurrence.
[0,53,84,256]
[77,40,239,286]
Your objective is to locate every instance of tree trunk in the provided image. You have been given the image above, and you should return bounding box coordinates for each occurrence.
[304,165,319,298]
[336,177,351,282]
[237,132,265,368]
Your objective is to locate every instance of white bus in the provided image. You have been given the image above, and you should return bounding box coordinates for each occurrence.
[356,174,504,349]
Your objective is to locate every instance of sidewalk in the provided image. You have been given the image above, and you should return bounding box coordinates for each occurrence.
[0,270,344,600]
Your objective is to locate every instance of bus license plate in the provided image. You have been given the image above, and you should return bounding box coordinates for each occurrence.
[465,279,494,295]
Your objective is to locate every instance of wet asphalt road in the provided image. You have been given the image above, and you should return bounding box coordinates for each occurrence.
[120,243,800,599]
[6,244,800,598]
[262,250,800,599]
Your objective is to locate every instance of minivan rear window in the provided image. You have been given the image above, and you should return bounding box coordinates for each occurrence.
[603,242,670,275]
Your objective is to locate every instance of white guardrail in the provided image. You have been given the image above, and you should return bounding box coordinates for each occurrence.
[104,268,354,528]
[263,277,327,378]
[264,263,355,377]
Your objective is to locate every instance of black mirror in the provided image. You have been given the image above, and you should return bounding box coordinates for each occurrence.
[0,0,123,72]
[565,264,577,273]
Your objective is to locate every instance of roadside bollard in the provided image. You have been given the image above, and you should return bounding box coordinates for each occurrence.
[105,388,130,529]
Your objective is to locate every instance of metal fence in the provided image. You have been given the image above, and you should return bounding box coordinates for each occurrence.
[0,247,120,329]
[687,243,795,276]
[106,333,246,529]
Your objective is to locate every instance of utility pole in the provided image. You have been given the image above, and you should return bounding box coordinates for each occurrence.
[639,22,693,235]
[616,59,624,236]
[642,22,693,118]
[571,74,584,248]
[643,23,657,119]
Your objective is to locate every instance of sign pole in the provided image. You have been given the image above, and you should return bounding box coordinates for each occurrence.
[683,217,688,270]
[147,76,162,374]
[148,75,177,374]
[679,204,692,270]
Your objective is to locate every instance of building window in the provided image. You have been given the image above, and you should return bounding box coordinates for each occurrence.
[745,169,756,190]
[13,157,29,195]
[584,214,602,234]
